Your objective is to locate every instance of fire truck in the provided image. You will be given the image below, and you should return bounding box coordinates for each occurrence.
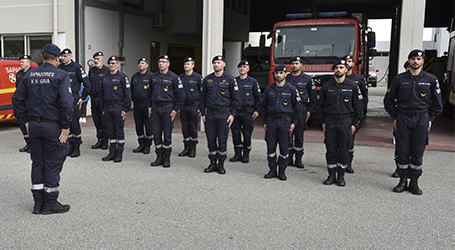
[0,58,38,122]
[259,11,376,90]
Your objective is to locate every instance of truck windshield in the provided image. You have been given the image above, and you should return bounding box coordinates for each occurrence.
[273,24,356,64]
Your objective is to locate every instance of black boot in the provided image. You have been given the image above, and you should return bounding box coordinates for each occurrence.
[91,139,103,149]
[67,144,74,156]
[41,201,70,214]
[19,142,30,152]
[264,169,278,178]
[70,145,81,158]
[178,143,190,157]
[133,142,145,153]
[204,160,218,173]
[337,167,346,186]
[393,177,408,193]
[151,153,164,166]
[102,151,116,161]
[101,139,108,150]
[294,155,304,168]
[230,151,243,162]
[391,167,400,178]
[143,146,150,154]
[114,152,123,163]
[163,152,171,168]
[408,177,422,195]
[188,143,196,158]
[288,152,294,166]
[33,202,43,214]
[242,150,250,163]
[323,168,337,185]
[346,161,354,173]
[278,168,287,181]
[217,161,226,174]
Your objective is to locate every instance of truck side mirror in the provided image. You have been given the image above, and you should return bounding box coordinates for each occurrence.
[355,60,361,65]
[367,32,376,48]
[259,34,265,51]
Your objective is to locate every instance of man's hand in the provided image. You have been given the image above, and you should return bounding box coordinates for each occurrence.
[227,115,234,127]
[306,111,311,122]
[263,124,267,130]
[202,116,206,123]
[290,123,296,133]
[393,119,397,132]
[252,111,259,120]
[25,122,29,134]
[351,125,356,135]
[59,128,70,143]
[428,121,432,131]
[121,111,127,120]
[77,98,83,110]
[322,123,326,133]
[148,107,152,118]
[170,110,177,121]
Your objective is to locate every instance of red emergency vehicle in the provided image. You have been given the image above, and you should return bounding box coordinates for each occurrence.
[260,11,376,90]
[0,58,38,122]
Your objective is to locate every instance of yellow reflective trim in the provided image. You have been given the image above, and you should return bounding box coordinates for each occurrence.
[0,88,16,94]
[0,115,4,119]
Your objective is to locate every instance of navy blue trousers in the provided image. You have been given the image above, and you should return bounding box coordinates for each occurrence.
[265,116,291,170]
[29,121,69,204]
[231,110,254,153]
[289,108,308,157]
[104,104,125,153]
[205,109,230,162]
[133,102,153,147]
[324,117,352,168]
[180,102,199,144]
[91,97,107,139]
[69,97,82,146]
[151,104,174,153]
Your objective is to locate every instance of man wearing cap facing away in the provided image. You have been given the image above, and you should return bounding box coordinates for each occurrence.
[178,57,203,158]
[15,55,33,153]
[260,65,302,181]
[229,59,261,164]
[286,56,317,169]
[342,54,368,174]
[100,56,132,163]
[149,54,184,168]
[200,55,241,174]
[58,48,91,158]
[89,51,110,150]
[131,57,154,154]
[13,43,73,214]
[384,49,442,195]
[316,60,362,187]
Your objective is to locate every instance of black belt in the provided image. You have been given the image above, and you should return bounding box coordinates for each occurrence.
[270,113,290,119]
[30,116,60,124]
[106,100,124,105]
[184,99,199,105]
[239,106,254,112]
[302,103,307,108]
[329,114,352,120]
[134,99,146,104]
[154,101,173,106]
[72,91,79,95]
[399,109,428,116]
[208,105,229,111]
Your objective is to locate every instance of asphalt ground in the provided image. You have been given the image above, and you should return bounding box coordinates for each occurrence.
[1,120,454,249]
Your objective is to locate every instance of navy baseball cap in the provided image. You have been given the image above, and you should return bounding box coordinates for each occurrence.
[237,59,249,68]
[108,55,119,63]
[43,44,61,57]
[274,64,287,72]
[212,55,225,63]
[342,55,353,61]
[183,57,195,63]
[408,49,424,59]
[60,48,72,55]
[403,61,410,69]
[332,59,347,70]
[138,57,148,64]
[19,55,31,60]
[93,51,104,58]
[290,56,301,63]
[158,54,170,62]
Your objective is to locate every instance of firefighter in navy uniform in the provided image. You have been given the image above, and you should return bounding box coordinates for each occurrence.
[89,51,110,150]
[100,56,132,163]
[200,55,241,174]
[229,59,261,163]
[384,49,443,195]
[316,60,362,187]
[58,48,91,158]
[261,64,302,181]
[286,56,317,169]
[131,57,154,154]
[12,43,72,214]
[149,54,185,168]
[178,57,202,158]
[343,54,368,174]
[15,55,33,153]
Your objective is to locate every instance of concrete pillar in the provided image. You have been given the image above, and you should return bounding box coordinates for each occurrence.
[224,41,242,76]
[202,0,224,77]
[398,0,426,68]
